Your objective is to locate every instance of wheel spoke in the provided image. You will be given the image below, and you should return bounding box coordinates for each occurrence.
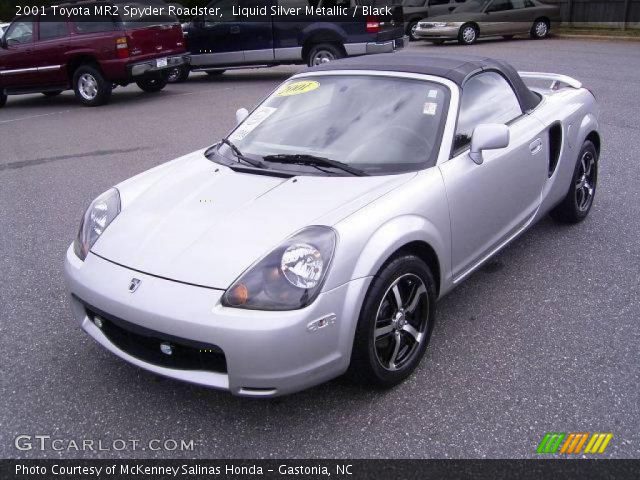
[375,324,394,339]
[405,284,427,314]
[392,284,403,309]
[388,332,402,369]
[402,324,422,343]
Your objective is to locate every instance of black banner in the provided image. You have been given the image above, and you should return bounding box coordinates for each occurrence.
[1,459,640,480]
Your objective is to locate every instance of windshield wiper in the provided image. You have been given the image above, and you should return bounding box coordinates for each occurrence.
[219,138,267,169]
[262,154,368,177]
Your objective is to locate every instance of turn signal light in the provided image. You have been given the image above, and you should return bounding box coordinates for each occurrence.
[115,37,130,59]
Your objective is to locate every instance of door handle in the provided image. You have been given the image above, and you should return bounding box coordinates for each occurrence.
[230,25,240,34]
[530,138,543,155]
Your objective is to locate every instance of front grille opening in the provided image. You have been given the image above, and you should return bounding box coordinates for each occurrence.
[84,303,227,374]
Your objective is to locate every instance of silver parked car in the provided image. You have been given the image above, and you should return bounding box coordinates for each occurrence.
[414,0,561,45]
[65,54,600,397]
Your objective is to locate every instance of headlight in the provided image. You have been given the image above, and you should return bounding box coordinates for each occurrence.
[222,226,337,311]
[73,188,121,261]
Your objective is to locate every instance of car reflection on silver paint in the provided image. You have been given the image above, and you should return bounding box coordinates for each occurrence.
[64,53,600,397]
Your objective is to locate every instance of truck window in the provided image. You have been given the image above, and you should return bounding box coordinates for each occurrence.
[39,16,69,41]
[73,14,118,34]
[4,18,34,45]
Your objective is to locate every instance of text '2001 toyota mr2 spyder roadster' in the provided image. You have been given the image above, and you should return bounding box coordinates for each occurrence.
[65,54,600,397]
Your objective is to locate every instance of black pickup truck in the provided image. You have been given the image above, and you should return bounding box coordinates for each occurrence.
[169,0,406,81]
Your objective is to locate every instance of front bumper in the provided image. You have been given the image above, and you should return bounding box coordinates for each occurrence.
[414,25,460,40]
[345,35,409,56]
[64,246,370,397]
[128,54,190,77]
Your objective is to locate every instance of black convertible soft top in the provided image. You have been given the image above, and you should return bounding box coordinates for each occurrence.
[308,53,541,113]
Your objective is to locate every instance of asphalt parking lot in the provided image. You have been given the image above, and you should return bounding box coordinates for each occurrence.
[1,37,639,459]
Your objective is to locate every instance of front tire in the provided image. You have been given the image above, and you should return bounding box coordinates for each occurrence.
[531,19,550,39]
[407,21,419,41]
[458,23,478,45]
[348,255,436,388]
[550,140,598,223]
[166,66,190,83]
[136,75,168,93]
[72,65,112,106]
[307,43,343,67]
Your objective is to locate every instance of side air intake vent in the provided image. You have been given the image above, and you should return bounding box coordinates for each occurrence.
[548,122,563,177]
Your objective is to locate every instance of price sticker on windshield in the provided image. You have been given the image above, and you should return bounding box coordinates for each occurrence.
[276,80,320,97]
[229,106,277,141]
[423,102,438,116]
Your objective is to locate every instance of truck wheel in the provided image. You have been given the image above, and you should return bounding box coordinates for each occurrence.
[307,43,343,67]
[550,140,598,223]
[0,90,7,108]
[347,254,436,388]
[73,65,112,107]
[42,90,63,97]
[407,21,419,41]
[136,75,168,93]
[458,23,478,45]
[167,66,190,83]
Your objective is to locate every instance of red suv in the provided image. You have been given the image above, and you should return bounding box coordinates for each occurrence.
[0,1,188,107]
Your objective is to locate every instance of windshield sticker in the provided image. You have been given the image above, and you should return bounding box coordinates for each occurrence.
[276,80,320,97]
[423,102,438,116]
[229,107,277,141]
[428,89,438,98]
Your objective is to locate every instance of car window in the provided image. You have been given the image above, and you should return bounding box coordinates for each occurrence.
[38,16,69,41]
[73,14,118,34]
[453,71,522,154]
[486,0,513,11]
[223,75,450,175]
[4,18,34,45]
[511,0,530,8]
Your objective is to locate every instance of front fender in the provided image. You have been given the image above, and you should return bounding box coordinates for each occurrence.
[351,215,449,294]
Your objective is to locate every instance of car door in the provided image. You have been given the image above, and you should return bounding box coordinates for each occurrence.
[33,13,70,86]
[439,71,548,280]
[0,17,37,89]
[482,0,518,35]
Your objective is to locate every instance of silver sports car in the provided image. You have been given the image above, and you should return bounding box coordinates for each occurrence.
[65,54,600,397]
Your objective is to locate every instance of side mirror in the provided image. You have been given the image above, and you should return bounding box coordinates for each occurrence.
[235,107,249,125]
[469,124,509,165]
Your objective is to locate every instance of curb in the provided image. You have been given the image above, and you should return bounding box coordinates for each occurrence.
[555,33,640,42]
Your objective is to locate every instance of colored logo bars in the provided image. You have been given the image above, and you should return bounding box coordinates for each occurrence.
[537,433,613,454]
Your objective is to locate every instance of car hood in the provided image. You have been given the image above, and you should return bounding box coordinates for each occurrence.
[92,151,414,289]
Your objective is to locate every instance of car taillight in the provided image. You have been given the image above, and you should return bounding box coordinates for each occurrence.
[115,37,129,59]
[366,16,380,33]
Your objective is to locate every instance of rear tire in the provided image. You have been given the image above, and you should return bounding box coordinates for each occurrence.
[458,23,478,45]
[531,19,550,39]
[136,75,168,93]
[347,254,436,388]
[72,65,112,107]
[42,90,63,97]
[550,140,598,223]
[307,43,343,67]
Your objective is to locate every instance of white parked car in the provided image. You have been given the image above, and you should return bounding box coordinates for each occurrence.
[65,54,600,397]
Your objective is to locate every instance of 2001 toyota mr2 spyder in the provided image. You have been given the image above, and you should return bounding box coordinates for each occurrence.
[65,54,601,397]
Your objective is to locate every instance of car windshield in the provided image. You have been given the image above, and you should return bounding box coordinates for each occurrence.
[219,75,449,176]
